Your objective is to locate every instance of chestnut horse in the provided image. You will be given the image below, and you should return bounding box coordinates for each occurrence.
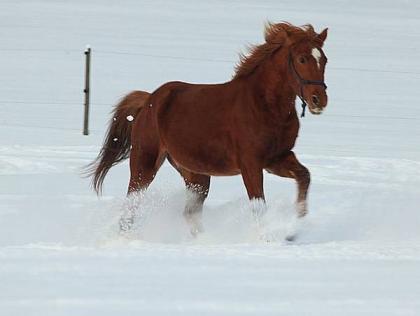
[88,22,329,235]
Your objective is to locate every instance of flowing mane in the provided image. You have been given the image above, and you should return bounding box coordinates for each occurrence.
[233,22,322,79]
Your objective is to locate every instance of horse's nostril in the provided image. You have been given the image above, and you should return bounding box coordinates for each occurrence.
[312,95,320,106]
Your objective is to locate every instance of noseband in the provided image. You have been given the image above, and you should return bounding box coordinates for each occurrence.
[288,53,327,117]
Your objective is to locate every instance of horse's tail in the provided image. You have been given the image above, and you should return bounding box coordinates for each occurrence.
[85,90,150,194]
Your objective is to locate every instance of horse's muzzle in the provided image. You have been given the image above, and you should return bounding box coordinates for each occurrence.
[307,90,328,115]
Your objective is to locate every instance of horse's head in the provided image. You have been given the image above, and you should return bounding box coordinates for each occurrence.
[288,29,328,115]
[264,23,328,115]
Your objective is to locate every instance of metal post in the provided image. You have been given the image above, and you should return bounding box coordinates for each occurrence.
[83,46,91,135]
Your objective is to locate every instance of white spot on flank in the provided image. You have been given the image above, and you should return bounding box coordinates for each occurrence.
[149,103,153,107]
[312,47,322,69]
[113,137,118,142]
[126,115,134,122]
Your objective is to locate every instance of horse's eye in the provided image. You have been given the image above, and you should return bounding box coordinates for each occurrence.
[298,56,306,64]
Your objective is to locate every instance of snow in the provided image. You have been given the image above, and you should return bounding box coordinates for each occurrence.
[1,0,420,315]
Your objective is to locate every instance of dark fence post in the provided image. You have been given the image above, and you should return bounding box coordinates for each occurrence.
[83,46,91,135]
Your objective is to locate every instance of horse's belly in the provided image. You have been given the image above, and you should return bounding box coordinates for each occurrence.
[164,137,240,176]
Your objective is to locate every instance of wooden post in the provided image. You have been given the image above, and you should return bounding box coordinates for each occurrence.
[83,46,91,135]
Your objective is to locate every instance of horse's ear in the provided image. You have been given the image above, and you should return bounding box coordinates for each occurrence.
[317,28,328,45]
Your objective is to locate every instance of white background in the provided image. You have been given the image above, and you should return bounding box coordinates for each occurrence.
[1,1,420,315]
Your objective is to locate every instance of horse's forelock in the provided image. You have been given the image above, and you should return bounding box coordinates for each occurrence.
[234,22,323,79]
[264,22,288,44]
[266,22,320,45]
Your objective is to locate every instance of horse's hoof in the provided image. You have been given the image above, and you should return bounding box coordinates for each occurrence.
[296,201,308,218]
[119,216,134,233]
[190,223,204,237]
[297,211,307,218]
[285,234,297,242]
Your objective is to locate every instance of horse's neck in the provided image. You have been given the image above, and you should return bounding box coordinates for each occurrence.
[244,58,296,115]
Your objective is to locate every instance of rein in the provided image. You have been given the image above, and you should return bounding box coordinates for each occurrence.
[288,53,327,117]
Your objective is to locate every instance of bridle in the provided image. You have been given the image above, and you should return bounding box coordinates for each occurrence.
[288,52,327,117]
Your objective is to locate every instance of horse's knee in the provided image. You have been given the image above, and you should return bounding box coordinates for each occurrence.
[298,165,310,186]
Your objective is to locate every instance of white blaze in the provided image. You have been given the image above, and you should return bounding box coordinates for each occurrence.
[312,47,322,69]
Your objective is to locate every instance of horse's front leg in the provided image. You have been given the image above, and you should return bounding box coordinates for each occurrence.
[182,172,210,237]
[240,163,266,219]
[266,151,310,217]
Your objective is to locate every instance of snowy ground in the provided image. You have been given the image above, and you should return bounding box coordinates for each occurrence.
[1,0,420,315]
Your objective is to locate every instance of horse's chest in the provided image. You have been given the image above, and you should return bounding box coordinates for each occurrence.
[259,116,299,159]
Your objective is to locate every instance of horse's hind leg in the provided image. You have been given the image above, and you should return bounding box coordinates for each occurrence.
[178,168,210,236]
[120,143,166,232]
[266,151,310,218]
